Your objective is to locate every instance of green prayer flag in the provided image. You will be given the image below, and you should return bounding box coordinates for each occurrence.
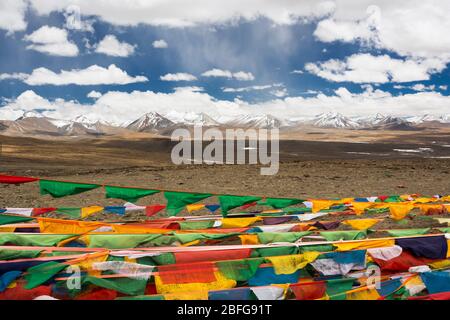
[55,207,82,218]
[299,244,335,253]
[259,198,303,209]
[255,246,298,257]
[178,220,215,230]
[25,261,67,289]
[326,278,355,300]
[0,215,34,225]
[438,227,450,233]
[257,231,312,244]
[88,234,164,249]
[0,233,76,246]
[319,230,367,241]
[217,258,264,281]
[83,275,148,296]
[386,228,431,237]
[0,249,42,260]
[174,232,237,244]
[40,180,100,198]
[164,191,212,216]
[144,252,175,265]
[219,195,262,216]
[105,186,160,203]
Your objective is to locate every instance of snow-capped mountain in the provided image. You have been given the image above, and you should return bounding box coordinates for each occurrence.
[126,112,175,132]
[407,114,450,124]
[163,111,220,126]
[226,114,284,129]
[312,112,360,129]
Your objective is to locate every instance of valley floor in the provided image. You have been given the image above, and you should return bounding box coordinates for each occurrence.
[0,134,449,208]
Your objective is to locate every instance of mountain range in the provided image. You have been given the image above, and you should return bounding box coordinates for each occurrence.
[0,110,449,137]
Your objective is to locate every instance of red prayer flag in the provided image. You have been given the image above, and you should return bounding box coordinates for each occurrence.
[32,207,57,216]
[145,204,166,217]
[241,202,257,210]
[0,175,38,184]
[174,248,252,264]
[290,281,327,300]
[158,262,217,284]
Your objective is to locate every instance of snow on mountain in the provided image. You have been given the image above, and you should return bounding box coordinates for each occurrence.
[312,112,360,129]
[163,111,220,126]
[126,112,175,132]
[226,114,284,129]
[407,114,450,124]
[16,110,45,120]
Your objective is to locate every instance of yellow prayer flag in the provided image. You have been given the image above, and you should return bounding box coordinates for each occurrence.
[436,218,450,226]
[155,271,236,294]
[334,239,395,251]
[221,217,261,228]
[239,234,259,245]
[164,291,209,300]
[0,227,16,232]
[342,218,381,230]
[389,203,415,220]
[311,200,337,213]
[186,204,206,213]
[347,288,381,300]
[81,206,104,218]
[429,259,450,269]
[266,252,320,275]
[350,202,374,215]
[69,251,109,276]
[38,217,106,234]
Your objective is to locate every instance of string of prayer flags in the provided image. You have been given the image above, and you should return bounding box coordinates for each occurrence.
[105,186,160,203]
[218,195,262,216]
[39,180,100,198]
[164,191,212,216]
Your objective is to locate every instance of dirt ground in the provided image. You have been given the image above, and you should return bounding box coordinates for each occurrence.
[0,134,449,210]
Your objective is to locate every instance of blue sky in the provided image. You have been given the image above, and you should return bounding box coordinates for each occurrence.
[0,1,449,124]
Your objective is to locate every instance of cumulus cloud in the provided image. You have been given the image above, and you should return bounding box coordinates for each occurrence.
[0,73,28,81]
[152,39,168,48]
[160,73,197,81]
[202,68,255,81]
[305,54,446,83]
[290,70,304,74]
[0,0,27,33]
[23,26,79,57]
[95,35,136,57]
[0,65,148,86]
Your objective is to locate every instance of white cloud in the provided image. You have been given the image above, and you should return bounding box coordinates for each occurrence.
[152,39,168,48]
[271,88,288,98]
[290,70,304,74]
[439,85,448,91]
[0,73,28,81]
[95,35,136,57]
[233,71,255,81]
[27,0,334,28]
[3,86,450,125]
[223,83,282,93]
[160,73,197,81]
[313,1,450,63]
[23,26,79,57]
[305,54,446,83]
[0,64,148,86]
[87,90,102,99]
[64,5,94,32]
[202,68,255,81]
[173,86,204,92]
[0,0,27,33]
